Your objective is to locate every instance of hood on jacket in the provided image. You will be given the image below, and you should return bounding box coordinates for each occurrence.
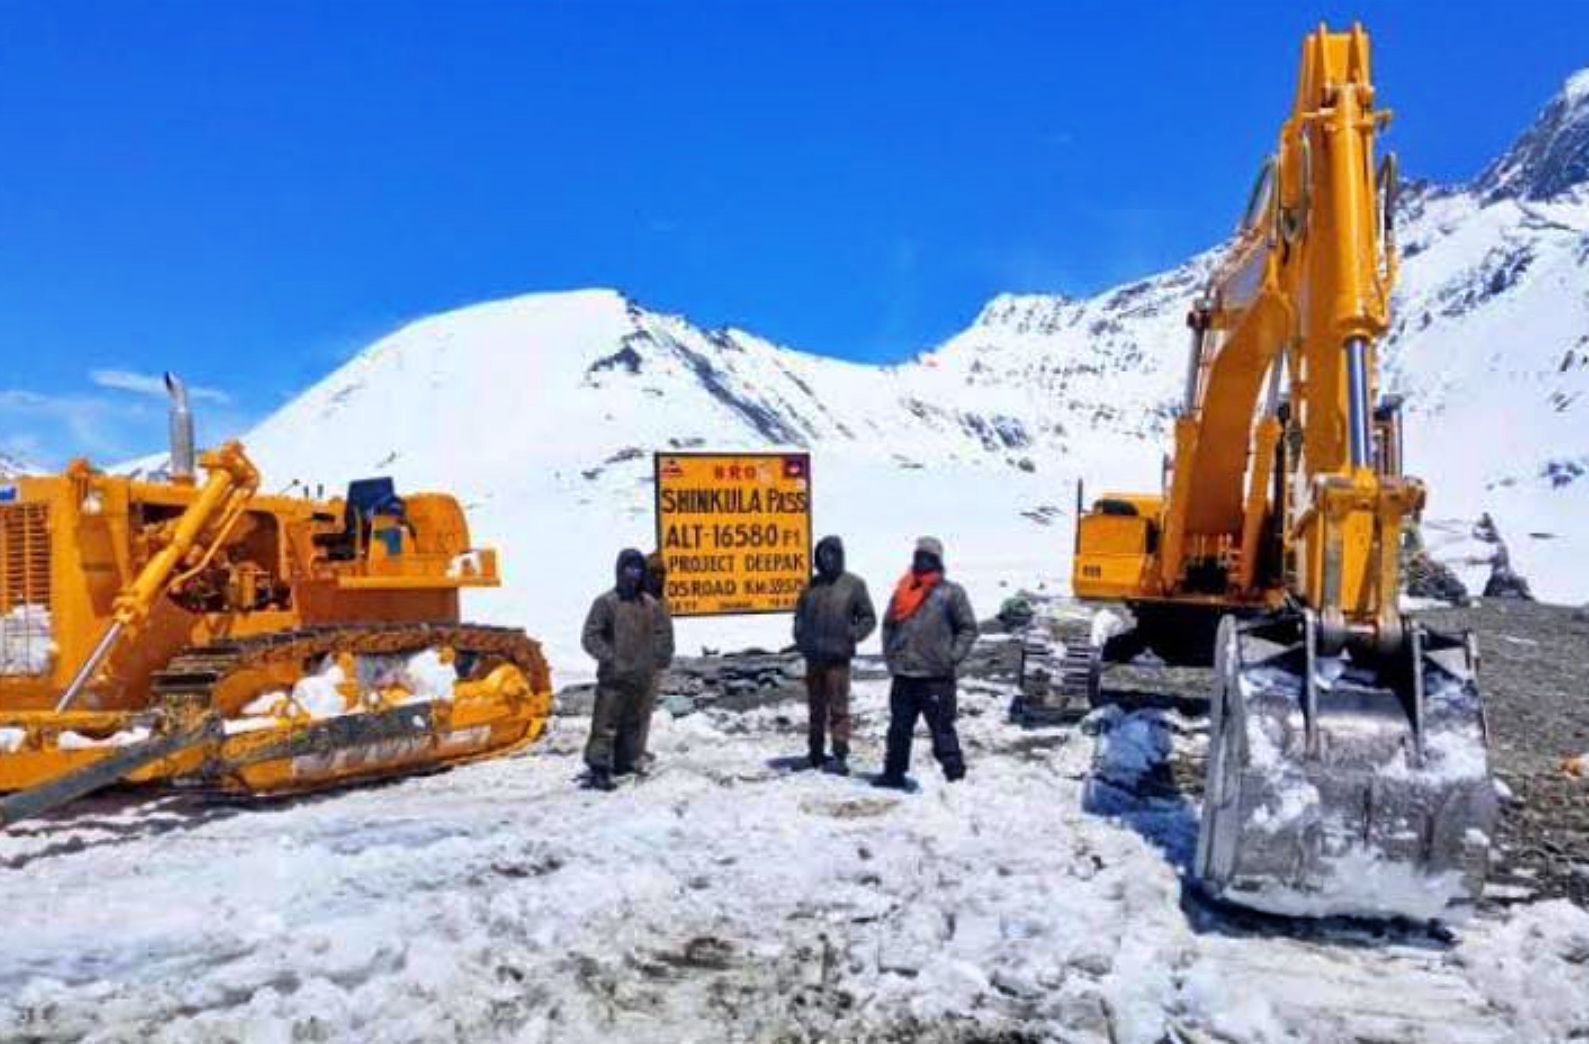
[814,535,845,581]
[644,550,667,600]
[615,547,648,600]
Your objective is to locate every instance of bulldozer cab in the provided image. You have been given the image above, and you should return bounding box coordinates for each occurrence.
[315,477,406,561]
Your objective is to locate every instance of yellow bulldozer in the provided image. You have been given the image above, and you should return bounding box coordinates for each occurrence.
[0,374,552,826]
[1022,25,1497,921]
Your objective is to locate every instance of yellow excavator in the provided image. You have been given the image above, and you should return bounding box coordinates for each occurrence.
[1027,25,1497,920]
[0,374,552,826]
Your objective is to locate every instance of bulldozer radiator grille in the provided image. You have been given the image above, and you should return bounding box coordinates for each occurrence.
[0,503,52,676]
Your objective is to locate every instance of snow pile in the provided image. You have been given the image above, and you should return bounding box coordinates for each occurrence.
[0,604,53,676]
[55,727,152,750]
[281,657,348,719]
[1458,899,1589,1039]
[1089,607,1128,648]
[354,648,458,705]
[232,650,461,732]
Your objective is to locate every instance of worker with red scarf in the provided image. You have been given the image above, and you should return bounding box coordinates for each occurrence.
[873,537,978,789]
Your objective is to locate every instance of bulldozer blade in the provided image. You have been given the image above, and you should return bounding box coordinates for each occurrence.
[0,722,219,830]
[1195,613,1497,922]
[221,702,440,772]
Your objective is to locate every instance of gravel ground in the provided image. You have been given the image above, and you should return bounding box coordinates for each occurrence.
[1422,600,1589,908]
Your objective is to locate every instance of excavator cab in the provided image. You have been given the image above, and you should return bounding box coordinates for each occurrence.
[1073,494,1160,601]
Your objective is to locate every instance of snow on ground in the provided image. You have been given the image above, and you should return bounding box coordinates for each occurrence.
[3,671,1585,1044]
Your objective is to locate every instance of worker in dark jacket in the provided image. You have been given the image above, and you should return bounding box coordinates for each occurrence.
[792,535,878,774]
[581,548,675,791]
[627,550,671,773]
[874,536,977,789]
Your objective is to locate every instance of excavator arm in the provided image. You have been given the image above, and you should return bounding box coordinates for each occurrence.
[1162,22,1407,638]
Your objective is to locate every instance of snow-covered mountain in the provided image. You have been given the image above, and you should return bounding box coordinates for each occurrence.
[0,451,34,477]
[244,67,1589,672]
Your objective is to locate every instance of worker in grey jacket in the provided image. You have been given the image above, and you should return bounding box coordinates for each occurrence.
[581,548,675,791]
[875,536,977,788]
[792,535,877,774]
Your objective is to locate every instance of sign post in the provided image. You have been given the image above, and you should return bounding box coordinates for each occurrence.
[654,452,813,617]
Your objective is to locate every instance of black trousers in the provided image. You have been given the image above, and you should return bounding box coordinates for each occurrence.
[883,676,965,780]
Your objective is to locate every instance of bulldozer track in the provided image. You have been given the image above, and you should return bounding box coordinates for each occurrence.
[150,622,553,712]
[0,623,552,827]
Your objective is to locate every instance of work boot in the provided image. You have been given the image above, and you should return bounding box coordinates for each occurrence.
[806,748,825,771]
[825,743,851,776]
[871,772,909,791]
[587,767,617,792]
[944,761,966,783]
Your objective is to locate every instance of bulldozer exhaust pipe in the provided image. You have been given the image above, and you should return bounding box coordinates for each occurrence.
[165,371,195,483]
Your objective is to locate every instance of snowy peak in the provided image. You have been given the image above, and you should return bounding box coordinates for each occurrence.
[0,451,34,476]
[1477,67,1589,201]
[972,293,1077,333]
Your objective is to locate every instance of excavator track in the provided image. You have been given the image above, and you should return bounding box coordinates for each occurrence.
[1012,616,1100,726]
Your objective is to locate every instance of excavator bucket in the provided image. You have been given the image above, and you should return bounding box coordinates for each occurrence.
[1196,613,1497,922]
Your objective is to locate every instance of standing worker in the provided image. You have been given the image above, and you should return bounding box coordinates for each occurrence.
[625,549,671,773]
[581,547,675,791]
[875,537,977,789]
[792,535,877,774]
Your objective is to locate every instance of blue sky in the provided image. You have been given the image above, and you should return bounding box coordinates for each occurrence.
[2,0,1585,466]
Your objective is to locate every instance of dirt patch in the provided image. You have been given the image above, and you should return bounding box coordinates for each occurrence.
[799,796,899,820]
